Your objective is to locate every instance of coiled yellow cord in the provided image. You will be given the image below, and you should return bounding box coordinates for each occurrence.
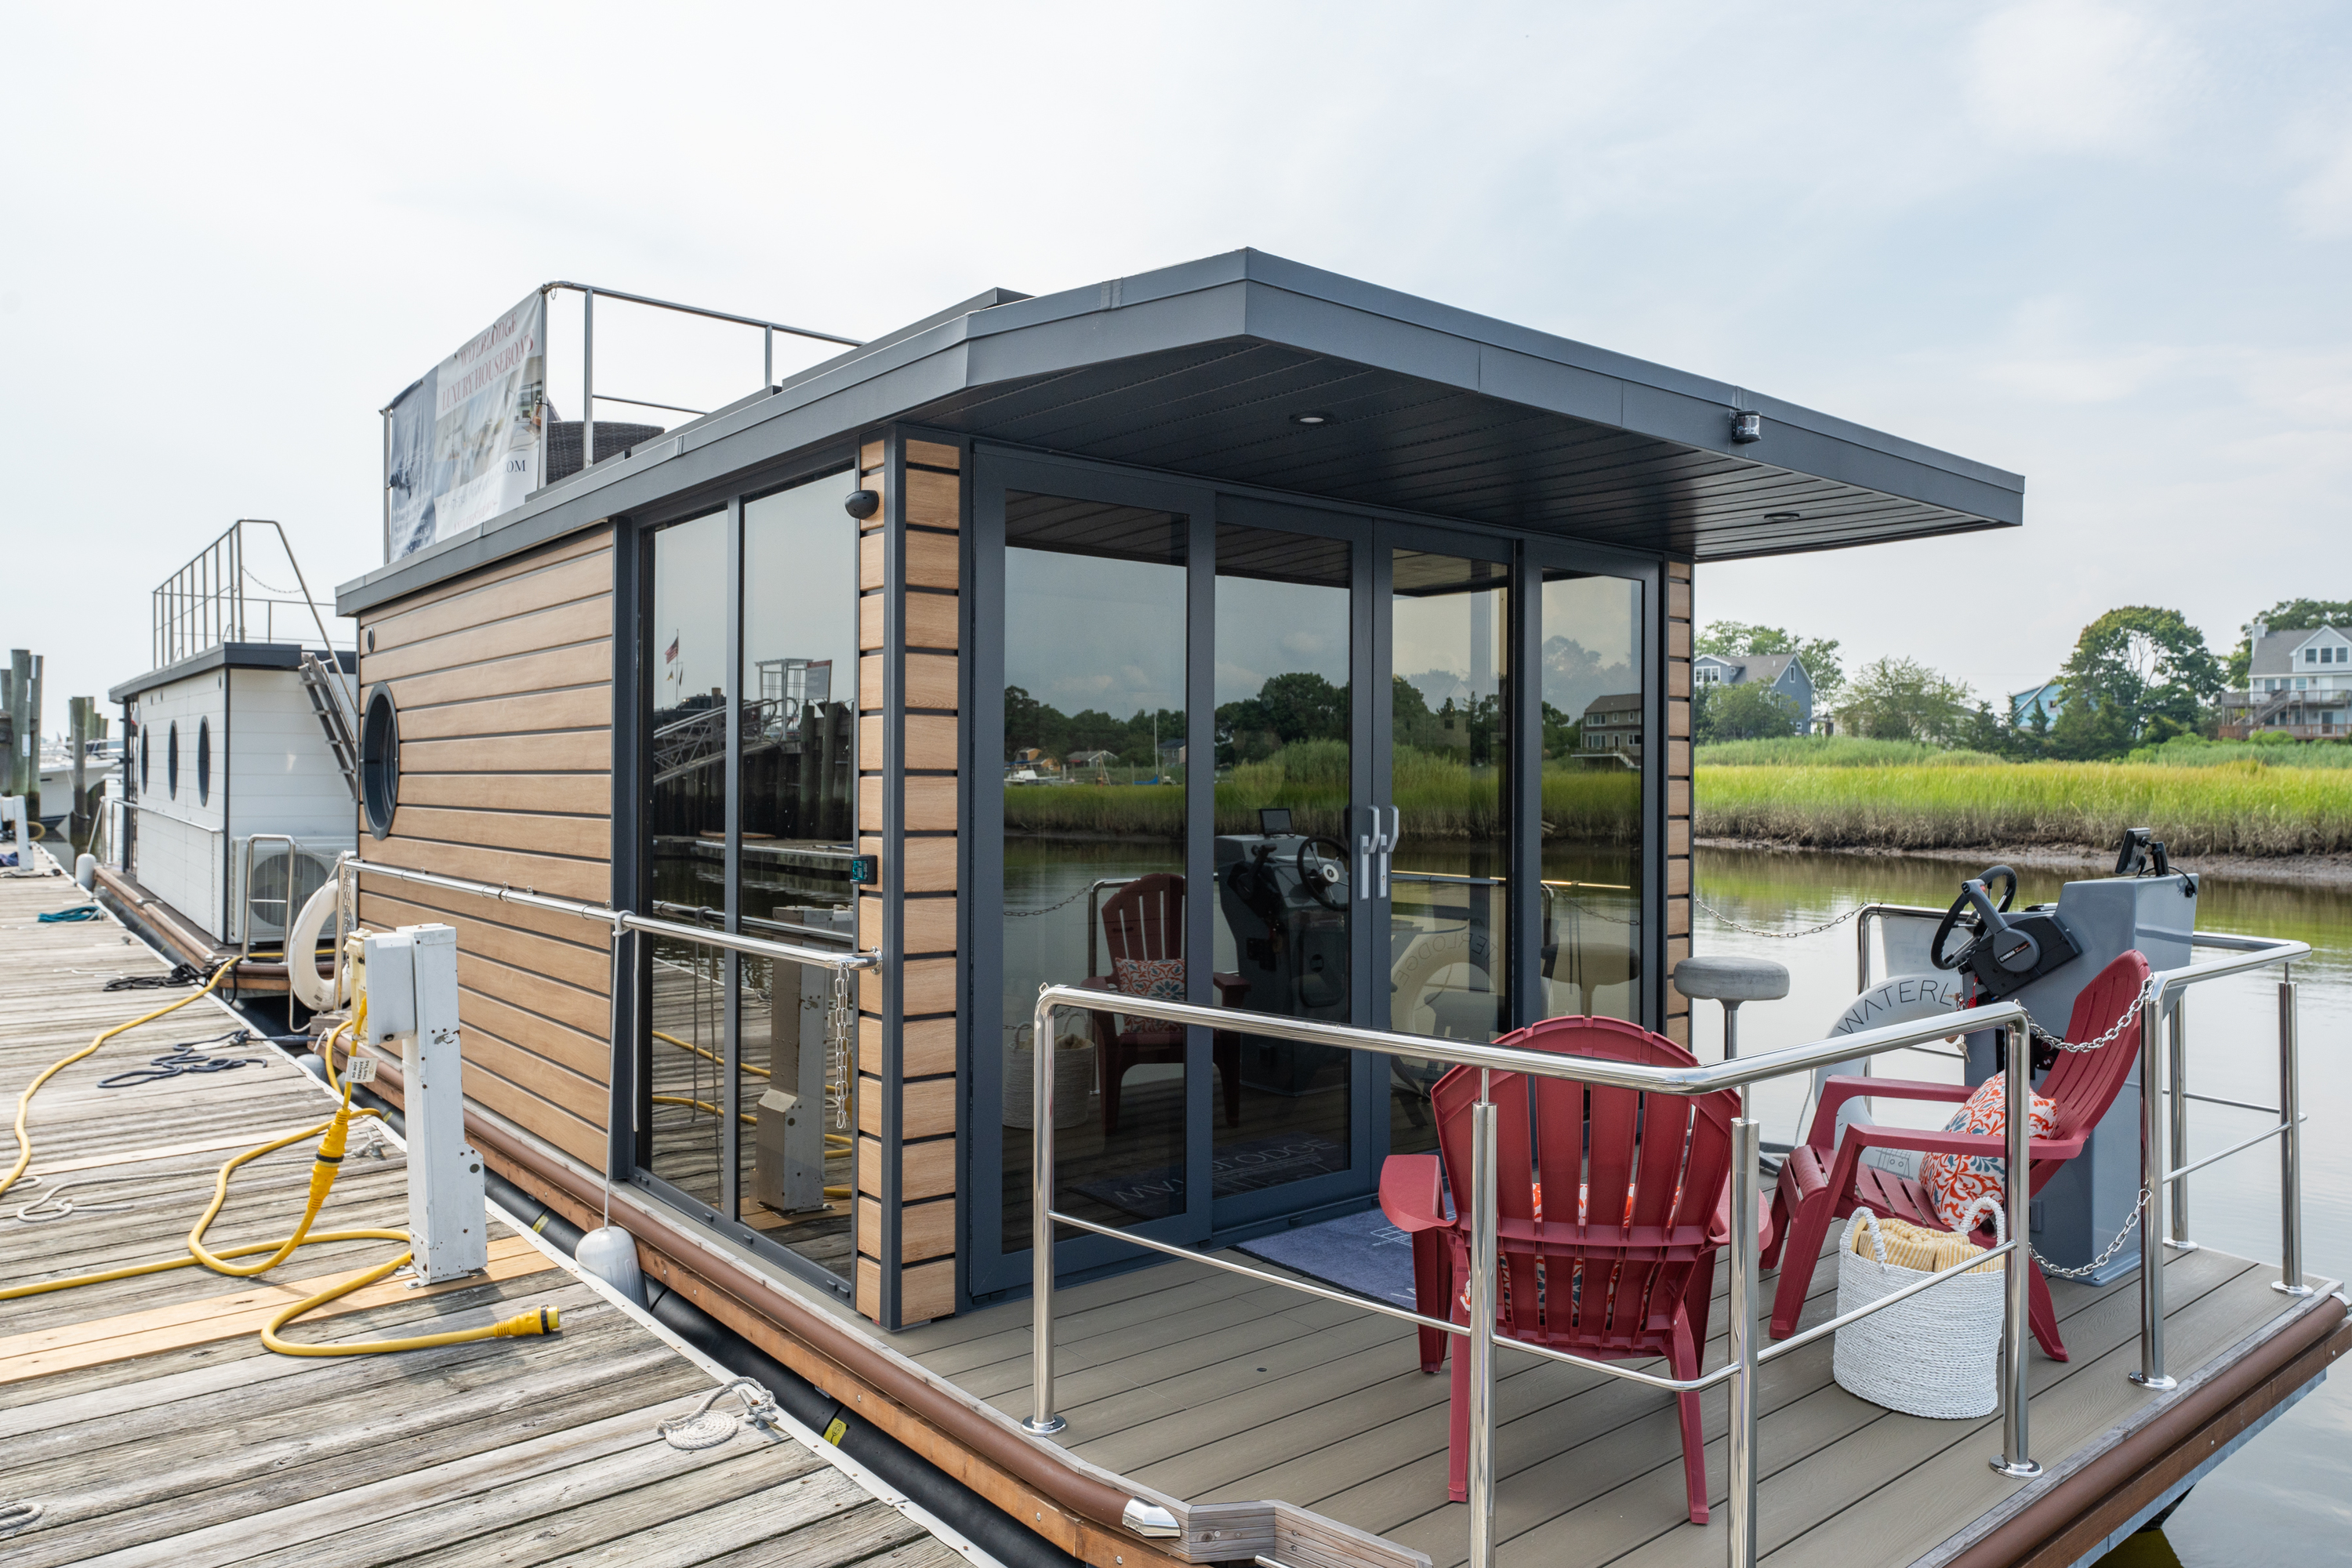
[1,963,557,1355]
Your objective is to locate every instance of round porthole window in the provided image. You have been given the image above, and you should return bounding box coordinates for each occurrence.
[196,718,213,806]
[166,721,180,800]
[361,684,400,840]
[139,724,150,793]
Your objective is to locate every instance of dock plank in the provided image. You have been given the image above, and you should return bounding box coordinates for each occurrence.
[0,855,962,1568]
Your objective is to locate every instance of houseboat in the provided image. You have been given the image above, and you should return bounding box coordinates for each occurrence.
[327,253,2343,1568]
[92,520,359,997]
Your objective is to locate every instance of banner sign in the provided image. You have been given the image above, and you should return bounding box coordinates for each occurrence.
[385,292,546,561]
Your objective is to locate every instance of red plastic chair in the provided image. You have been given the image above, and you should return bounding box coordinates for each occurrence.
[1077,874,1246,1134]
[1762,950,2151,1361]
[1380,1016,1766,1525]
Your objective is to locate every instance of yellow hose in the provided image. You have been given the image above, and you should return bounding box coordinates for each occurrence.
[0,964,556,1356]
[3,959,244,1203]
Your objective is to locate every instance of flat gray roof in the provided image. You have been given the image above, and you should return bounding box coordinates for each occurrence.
[339,250,2023,615]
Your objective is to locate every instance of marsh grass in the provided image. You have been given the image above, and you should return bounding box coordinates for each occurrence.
[1697,762,2352,855]
[1697,736,2004,768]
[1000,739,1641,841]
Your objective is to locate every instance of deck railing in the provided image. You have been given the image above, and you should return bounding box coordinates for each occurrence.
[1026,923,2310,1568]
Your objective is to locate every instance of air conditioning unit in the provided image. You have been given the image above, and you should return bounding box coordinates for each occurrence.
[233,837,351,948]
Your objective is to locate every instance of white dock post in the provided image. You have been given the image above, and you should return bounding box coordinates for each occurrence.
[364,924,488,1283]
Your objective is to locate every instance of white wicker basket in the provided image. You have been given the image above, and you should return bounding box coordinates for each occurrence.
[1831,1197,2006,1419]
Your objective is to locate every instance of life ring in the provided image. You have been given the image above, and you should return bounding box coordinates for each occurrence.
[1388,923,1494,1038]
[1816,971,1966,1174]
[286,880,350,1012]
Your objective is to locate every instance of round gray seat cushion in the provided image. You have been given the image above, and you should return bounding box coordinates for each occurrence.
[1671,953,1791,1003]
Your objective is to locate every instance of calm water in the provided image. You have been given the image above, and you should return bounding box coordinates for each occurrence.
[1691,848,2350,1566]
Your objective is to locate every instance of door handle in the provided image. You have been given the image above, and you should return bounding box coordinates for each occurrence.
[1356,806,1376,904]
[1380,806,1399,898]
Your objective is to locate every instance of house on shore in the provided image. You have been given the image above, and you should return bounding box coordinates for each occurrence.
[1690,650,1813,733]
[2220,620,2351,739]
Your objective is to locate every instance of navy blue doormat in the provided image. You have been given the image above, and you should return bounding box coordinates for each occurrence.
[1068,1133,1348,1221]
[1235,1205,1421,1308]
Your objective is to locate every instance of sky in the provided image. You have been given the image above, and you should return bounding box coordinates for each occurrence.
[4,1,2348,735]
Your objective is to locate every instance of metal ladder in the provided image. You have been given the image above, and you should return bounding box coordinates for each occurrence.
[299,652,361,803]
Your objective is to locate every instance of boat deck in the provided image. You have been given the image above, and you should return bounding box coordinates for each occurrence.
[0,855,967,1568]
[895,1213,2343,1566]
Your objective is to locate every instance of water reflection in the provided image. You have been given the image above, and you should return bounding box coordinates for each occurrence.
[1686,847,2350,1566]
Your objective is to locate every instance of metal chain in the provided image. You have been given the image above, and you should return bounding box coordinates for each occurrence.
[1002,885,1094,919]
[2031,1184,2150,1279]
[1694,898,1867,939]
[2027,976,2161,1054]
[825,964,854,1131]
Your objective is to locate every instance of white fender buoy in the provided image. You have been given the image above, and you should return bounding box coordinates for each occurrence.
[1815,971,1966,1176]
[286,880,347,1012]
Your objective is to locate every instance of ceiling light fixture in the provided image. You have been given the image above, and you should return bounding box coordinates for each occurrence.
[1764,510,1802,524]
[1730,408,1762,444]
[1289,412,1332,426]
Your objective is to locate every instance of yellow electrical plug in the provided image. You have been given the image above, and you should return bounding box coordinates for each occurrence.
[492,1307,562,1338]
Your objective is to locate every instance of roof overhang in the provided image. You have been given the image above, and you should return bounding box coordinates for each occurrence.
[339,251,2021,616]
[109,644,353,704]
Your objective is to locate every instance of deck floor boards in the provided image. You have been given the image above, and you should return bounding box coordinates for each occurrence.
[911,1128,2336,1567]
[0,859,967,1568]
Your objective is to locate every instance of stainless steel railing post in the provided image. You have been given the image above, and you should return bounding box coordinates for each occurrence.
[2167,993,2193,1250]
[1025,990,1067,1436]
[2275,974,2310,1298]
[1726,1111,1762,1568]
[1467,1090,1497,1568]
[1992,1022,2041,1477]
[2131,995,2176,1390]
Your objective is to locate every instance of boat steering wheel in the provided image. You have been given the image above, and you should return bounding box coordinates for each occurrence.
[1297,837,1350,909]
[1929,865,2018,971]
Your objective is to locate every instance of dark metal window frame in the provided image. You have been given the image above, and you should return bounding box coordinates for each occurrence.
[964,440,1665,1306]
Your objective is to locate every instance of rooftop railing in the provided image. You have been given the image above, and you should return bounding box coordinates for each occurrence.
[1026,923,2313,1568]
[151,518,349,675]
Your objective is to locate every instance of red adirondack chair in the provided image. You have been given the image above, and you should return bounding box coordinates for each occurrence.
[1762,950,2151,1361]
[1077,874,1246,1134]
[1380,1015,1766,1525]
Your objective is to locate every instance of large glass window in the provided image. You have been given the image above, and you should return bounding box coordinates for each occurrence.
[1386,550,1508,1155]
[999,494,1187,1252]
[1210,524,1353,1196]
[1539,570,1644,1021]
[646,509,729,1212]
[641,472,858,1283]
[736,478,859,1272]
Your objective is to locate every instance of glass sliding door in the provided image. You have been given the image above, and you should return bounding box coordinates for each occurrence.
[1209,520,1360,1219]
[645,508,730,1210]
[735,477,859,1276]
[996,492,1191,1254]
[1537,568,1644,1022]
[638,466,860,1292]
[1382,546,1511,1153]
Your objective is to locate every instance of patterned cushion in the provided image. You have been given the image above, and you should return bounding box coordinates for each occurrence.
[1111,956,1186,1034]
[1918,1077,2058,1232]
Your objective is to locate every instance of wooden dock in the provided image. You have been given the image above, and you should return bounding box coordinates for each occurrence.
[0,853,974,1568]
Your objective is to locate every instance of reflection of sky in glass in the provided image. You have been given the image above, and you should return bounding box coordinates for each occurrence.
[1215,575,1348,703]
[1542,575,1642,719]
[744,474,855,681]
[1395,586,1504,711]
[651,510,726,709]
[1005,548,1184,716]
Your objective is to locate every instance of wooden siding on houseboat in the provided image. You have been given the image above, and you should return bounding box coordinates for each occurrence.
[855,435,965,1327]
[354,527,616,1169]
[1664,562,1693,1048]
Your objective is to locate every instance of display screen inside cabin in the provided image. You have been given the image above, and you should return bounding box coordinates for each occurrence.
[642,470,859,1282]
[1539,569,1643,1023]
[999,493,1188,1254]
